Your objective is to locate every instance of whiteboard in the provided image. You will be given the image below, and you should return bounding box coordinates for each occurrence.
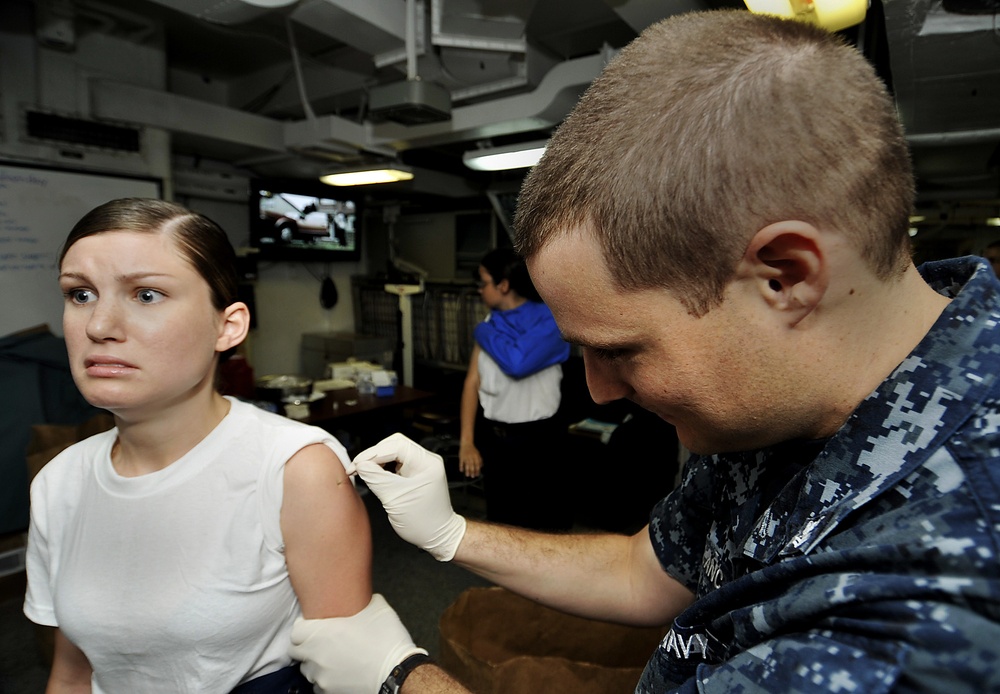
[0,162,162,338]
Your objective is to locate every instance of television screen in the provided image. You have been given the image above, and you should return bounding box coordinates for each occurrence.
[249,179,361,262]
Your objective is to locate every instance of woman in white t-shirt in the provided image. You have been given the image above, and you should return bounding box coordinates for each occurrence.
[458,248,571,530]
[24,198,375,693]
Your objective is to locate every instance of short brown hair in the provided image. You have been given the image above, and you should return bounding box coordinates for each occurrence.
[515,10,914,316]
[60,197,239,312]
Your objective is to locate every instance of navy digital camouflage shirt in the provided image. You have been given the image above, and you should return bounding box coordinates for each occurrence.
[637,257,1000,693]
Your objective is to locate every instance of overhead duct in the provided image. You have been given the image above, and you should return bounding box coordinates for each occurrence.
[145,0,298,24]
[368,0,452,125]
[884,0,1000,197]
[294,0,411,59]
[369,79,452,125]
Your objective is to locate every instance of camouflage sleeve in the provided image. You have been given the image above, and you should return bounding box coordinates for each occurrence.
[648,454,718,591]
[684,599,1000,694]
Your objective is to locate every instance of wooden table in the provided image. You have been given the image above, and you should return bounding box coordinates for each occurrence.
[298,385,435,447]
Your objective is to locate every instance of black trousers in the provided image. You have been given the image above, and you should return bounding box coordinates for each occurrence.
[477,414,573,531]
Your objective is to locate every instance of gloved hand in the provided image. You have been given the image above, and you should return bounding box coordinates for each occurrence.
[290,593,427,694]
[352,432,468,562]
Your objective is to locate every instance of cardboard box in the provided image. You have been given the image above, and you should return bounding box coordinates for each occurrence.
[439,587,668,694]
[301,332,392,379]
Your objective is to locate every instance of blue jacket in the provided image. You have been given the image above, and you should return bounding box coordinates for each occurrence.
[473,301,570,379]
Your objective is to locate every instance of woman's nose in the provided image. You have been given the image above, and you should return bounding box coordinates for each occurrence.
[85,299,125,342]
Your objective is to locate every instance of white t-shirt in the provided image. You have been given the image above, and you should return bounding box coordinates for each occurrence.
[477,349,562,424]
[24,397,351,693]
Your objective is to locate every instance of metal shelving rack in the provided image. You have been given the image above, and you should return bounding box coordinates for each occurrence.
[352,277,487,372]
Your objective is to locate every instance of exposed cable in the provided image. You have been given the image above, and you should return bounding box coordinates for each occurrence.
[285,16,317,123]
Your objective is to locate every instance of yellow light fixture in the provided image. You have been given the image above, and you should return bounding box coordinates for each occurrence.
[463,140,548,172]
[320,166,414,186]
[987,217,1000,227]
[743,0,868,32]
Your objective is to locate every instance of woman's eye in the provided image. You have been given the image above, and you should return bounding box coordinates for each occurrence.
[136,288,165,304]
[66,289,95,304]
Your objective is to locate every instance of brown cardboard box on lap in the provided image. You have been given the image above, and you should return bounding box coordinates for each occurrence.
[440,587,668,694]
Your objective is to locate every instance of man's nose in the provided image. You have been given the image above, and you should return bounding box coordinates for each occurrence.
[582,349,632,404]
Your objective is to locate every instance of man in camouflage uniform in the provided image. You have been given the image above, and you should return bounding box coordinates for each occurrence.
[287,10,1000,694]
[637,254,1000,692]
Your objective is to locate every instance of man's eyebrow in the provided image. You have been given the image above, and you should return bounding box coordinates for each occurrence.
[560,332,632,352]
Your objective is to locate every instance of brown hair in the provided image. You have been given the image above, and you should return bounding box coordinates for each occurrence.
[515,10,914,316]
[60,197,240,312]
[479,247,541,302]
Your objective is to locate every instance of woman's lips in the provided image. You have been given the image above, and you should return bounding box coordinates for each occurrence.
[84,356,138,376]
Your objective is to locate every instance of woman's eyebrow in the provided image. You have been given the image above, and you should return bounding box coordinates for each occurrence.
[59,271,173,281]
[113,272,173,283]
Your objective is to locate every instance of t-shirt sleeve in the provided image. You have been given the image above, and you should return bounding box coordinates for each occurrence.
[257,420,353,554]
[23,471,58,627]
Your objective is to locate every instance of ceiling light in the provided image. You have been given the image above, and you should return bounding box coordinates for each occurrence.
[987,217,1000,227]
[743,0,868,32]
[463,140,547,172]
[319,166,414,186]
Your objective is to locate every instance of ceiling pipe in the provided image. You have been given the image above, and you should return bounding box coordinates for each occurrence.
[406,0,418,81]
[907,128,1000,146]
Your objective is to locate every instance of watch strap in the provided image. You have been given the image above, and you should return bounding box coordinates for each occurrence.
[379,652,433,694]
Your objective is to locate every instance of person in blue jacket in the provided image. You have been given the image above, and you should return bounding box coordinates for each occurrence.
[458,247,571,529]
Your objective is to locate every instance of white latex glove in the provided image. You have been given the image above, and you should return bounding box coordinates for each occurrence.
[290,593,427,694]
[352,432,468,562]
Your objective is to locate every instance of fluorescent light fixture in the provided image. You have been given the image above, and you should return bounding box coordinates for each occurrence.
[743,0,867,32]
[320,166,414,186]
[987,217,1000,227]
[463,140,548,172]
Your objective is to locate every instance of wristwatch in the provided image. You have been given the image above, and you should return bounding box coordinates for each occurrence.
[379,653,433,694]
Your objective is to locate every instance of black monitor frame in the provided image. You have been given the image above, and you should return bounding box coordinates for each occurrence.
[249,178,362,263]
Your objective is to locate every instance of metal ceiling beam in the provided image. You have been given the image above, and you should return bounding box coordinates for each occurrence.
[601,0,706,33]
[371,50,611,150]
[91,44,609,165]
[294,0,409,54]
[90,79,286,152]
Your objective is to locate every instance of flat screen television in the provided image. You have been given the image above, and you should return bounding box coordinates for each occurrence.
[249,178,361,262]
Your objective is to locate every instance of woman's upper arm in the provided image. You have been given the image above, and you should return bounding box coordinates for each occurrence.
[47,628,92,693]
[281,443,373,619]
[464,344,481,386]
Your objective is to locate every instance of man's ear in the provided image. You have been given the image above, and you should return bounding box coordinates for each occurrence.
[496,278,511,295]
[217,301,251,353]
[740,221,828,325]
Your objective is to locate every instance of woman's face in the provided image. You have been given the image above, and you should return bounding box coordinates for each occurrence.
[476,265,504,309]
[59,230,230,416]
